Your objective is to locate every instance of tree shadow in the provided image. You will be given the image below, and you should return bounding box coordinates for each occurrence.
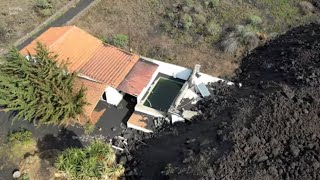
[36,128,83,165]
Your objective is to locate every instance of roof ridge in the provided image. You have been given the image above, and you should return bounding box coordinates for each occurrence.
[103,43,139,60]
[49,26,76,49]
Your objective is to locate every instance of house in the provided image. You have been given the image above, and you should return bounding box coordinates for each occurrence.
[20,26,232,133]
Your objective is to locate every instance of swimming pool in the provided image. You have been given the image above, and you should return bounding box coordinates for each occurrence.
[143,77,185,112]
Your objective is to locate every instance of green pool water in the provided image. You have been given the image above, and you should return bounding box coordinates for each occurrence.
[143,77,184,111]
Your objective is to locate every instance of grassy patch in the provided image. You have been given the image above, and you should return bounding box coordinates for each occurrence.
[101,34,129,48]
[0,128,37,161]
[160,0,318,45]
[83,122,95,135]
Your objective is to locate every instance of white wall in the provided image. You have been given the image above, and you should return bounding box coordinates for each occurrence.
[197,73,234,85]
[142,57,192,80]
[135,104,166,117]
[127,123,153,133]
[137,68,160,103]
[105,86,124,106]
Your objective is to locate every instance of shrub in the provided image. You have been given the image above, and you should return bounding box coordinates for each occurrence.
[193,14,207,25]
[205,20,221,36]
[108,34,129,48]
[160,21,173,33]
[243,32,260,51]
[0,23,7,37]
[248,15,263,25]
[221,25,260,54]
[185,0,194,7]
[204,0,220,8]
[221,37,239,54]
[167,12,175,21]
[38,8,52,17]
[35,0,52,9]
[83,122,95,135]
[299,1,315,15]
[55,140,124,179]
[180,13,193,30]
[8,128,32,144]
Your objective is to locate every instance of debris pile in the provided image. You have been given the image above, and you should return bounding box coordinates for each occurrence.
[125,23,320,179]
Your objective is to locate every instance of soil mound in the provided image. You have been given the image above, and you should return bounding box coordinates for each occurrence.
[125,23,320,179]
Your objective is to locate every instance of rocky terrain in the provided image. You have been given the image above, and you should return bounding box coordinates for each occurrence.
[124,23,320,179]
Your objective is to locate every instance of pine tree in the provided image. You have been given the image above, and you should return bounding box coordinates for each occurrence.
[0,43,88,125]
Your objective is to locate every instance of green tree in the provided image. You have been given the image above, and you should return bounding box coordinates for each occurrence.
[0,43,87,125]
[55,140,124,180]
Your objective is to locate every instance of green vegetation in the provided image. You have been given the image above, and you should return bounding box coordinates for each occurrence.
[102,34,129,48]
[299,1,315,15]
[0,128,37,161]
[34,0,53,17]
[205,0,220,8]
[221,25,260,54]
[160,0,318,47]
[8,128,32,144]
[248,15,263,25]
[84,122,95,135]
[0,23,7,37]
[55,140,124,180]
[0,43,87,125]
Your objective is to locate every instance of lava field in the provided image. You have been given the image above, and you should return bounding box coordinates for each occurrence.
[124,23,320,180]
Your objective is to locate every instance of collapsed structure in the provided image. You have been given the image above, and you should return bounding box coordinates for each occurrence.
[21,26,231,132]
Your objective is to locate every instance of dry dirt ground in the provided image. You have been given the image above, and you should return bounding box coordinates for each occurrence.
[73,0,319,77]
[0,0,70,52]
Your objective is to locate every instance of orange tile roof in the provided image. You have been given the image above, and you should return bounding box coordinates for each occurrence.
[20,26,103,72]
[74,77,108,123]
[117,59,158,96]
[80,44,140,87]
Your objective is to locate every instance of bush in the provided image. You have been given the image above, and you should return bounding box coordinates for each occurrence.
[160,21,173,32]
[221,37,239,54]
[180,13,193,30]
[221,25,260,54]
[35,0,52,9]
[55,140,124,179]
[243,32,260,51]
[0,24,7,37]
[8,128,32,144]
[83,122,95,135]
[108,34,129,48]
[299,1,315,15]
[193,14,207,25]
[204,0,220,8]
[205,20,221,36]
[38,8,52,17]
[248,15,263,25]
[185,0,194,6]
